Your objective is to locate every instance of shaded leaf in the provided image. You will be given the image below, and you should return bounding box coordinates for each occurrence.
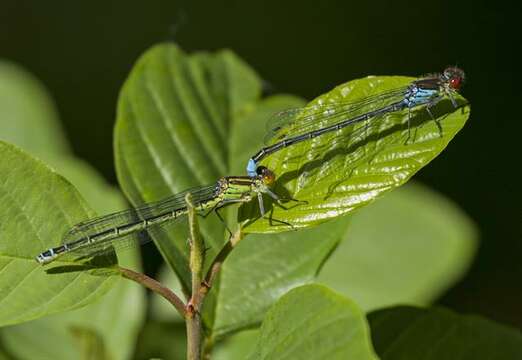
[369,306,522,360]
[0,142,117,326]
[0,348,10,360]
[249,284,377,360]
[71,327,112,360]
[317,181,478,310]
[43,156,127,215]
[0,60,126,216]
[133,321,186,360]
[241,75,470,232]
[206,218,346,337]
[2,257,144,360]
[213,329,259,360]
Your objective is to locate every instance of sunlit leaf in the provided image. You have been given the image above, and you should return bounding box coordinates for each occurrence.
[241,76,470,232]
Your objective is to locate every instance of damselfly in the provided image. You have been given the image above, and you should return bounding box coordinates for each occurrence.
[36,167,285,265]
[246,67,465,177]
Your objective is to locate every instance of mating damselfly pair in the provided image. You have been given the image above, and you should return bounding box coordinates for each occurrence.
[36,66,466,265]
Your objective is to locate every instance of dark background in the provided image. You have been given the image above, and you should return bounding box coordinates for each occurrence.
[1,0,521,328]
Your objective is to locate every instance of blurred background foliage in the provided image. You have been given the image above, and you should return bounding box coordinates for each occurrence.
[0,0,520,334]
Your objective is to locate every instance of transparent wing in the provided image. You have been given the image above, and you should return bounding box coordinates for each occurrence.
[269,104,421,189]
[264,87,408,145]
[58,183,219,262]
[58,230,155,264]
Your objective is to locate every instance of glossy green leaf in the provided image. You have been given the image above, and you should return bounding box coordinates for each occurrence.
[317,181,477,310]
[114,43,304,292]
[369,306,522,359]
[241,76,470,233]
[206,218,346,338]
[0,142,117,326]
[0,60,69,157]
[249,284,377,360]
[114,43,263,289]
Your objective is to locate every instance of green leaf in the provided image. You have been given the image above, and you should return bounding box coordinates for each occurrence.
[0,59,126,216]
[114,43,304,292]
[0,60,70,157]
[207,218,346,338]
[0,64,144,358]
[1,258,145,360]
[228,95,306,174]
[0,142,117,326]
[0,152,143,359]
[317,181,478,310]
[249,284,377,360]
[43,156,127,215]
[241,76,470,232]
[2,325,112,360]
[0,348,10,360]
[70,327,112,360]
[368,306,522,359]
[113,43,310,339]
[114,43,263,289]
[213,329,259,360]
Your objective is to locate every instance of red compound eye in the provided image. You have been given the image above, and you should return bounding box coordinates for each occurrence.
[449,77,462,90]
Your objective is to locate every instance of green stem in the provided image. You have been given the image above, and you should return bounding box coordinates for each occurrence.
[185,193,204,360]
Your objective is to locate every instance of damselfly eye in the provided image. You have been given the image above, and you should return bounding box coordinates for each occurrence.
[449,77,462,90]
[443,67,465,90]
[257,166,275,185]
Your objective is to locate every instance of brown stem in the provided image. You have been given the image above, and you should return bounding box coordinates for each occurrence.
[119,266,186,317]
[186,304,202,360]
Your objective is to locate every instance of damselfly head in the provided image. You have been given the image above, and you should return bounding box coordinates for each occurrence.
[35,250,54,264]
[442,67,465,91]
[256,166,275,185]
